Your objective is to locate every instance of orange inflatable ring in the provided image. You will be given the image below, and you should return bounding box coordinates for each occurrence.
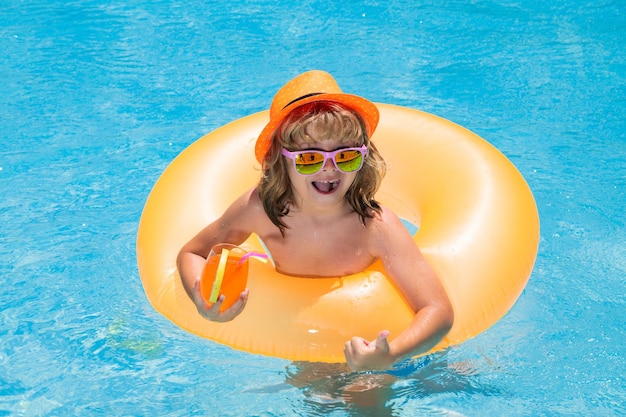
[136,104,539,363]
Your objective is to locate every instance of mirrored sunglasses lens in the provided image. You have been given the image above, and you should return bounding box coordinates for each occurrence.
[335,150,363,172]
[295,152,324,174]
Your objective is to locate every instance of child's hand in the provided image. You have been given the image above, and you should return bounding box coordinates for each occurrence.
[344,330,394,371]
[191,280,249,322]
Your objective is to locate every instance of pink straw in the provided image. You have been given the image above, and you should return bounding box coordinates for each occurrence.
[238,252,269,265]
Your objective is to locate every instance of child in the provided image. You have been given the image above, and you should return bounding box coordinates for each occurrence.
[177,70,453,371]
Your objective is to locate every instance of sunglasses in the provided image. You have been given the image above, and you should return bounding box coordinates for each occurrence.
[281,145,368,175]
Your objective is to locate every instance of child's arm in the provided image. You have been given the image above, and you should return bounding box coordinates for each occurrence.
[344,208,454,371]
[176,188,260,321]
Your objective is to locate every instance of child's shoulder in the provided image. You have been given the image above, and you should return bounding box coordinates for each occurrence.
[365,206,413,247]
[367,205,404,230]
[223,187,266,220]
[365,205,427,277]
[231,186,262,205]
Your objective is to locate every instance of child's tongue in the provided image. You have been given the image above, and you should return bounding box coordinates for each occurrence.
[313,180,337,193]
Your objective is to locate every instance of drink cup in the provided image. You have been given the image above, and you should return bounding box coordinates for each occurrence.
[200,244,267,312]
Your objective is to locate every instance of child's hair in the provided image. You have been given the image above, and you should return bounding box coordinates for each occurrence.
[258,101,386,234]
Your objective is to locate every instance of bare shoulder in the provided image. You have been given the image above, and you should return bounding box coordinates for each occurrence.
[179,187,267,255]
[366,206,417,259]
[366,206,409,238]
[225,187,263,213]
[222,187,267,228]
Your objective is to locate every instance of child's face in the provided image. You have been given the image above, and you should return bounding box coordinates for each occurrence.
[286,120,360,209]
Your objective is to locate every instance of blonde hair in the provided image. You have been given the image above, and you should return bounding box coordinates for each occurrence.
[258,101,386,234]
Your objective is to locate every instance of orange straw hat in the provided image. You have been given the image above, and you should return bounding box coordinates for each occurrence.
[255,70,380,163]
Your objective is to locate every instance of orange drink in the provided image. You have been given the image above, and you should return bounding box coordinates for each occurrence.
[200,244,248,312]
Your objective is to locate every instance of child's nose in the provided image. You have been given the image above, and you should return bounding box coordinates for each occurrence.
[322,157,336,171]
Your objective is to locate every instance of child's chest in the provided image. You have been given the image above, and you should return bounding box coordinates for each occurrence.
[262,220,375,277]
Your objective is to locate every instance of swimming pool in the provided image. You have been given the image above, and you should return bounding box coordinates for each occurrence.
[1,0,624,415]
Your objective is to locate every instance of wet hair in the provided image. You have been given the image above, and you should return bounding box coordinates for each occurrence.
[258,101,386,234]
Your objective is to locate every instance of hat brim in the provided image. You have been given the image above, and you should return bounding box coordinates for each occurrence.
[255,93,379,163]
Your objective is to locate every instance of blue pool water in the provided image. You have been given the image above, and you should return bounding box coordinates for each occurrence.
[1,0,624,415]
